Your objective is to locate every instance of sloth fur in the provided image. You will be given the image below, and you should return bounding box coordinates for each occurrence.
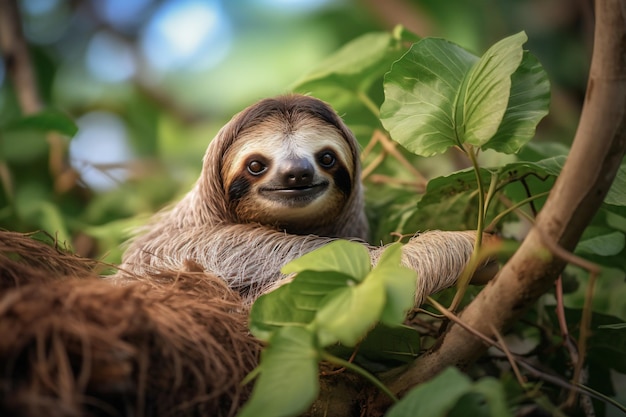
[119,94,495,304]
[0,231,260,417]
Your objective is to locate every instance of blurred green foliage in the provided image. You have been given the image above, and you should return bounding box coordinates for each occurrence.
[0,0,590,261]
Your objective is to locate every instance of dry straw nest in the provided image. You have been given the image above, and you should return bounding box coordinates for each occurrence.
[0,231,261,417]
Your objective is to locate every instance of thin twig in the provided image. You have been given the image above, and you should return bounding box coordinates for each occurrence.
[426,296,621,412]
[373,130,428,187]
[533,226,600,410]
[489,324,526,386]
[366,174,424,191]
[0,0,41,113]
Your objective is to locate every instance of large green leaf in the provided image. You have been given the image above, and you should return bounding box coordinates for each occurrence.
[485,52,551,153]
[370,243,416,325]
[237,326,319,417]
[461,31,526,147]
[381,38,478,156]
[249,270,353,341]
[417,157,565,209]
[252,242,416,348]
[381,32,549,156]
[313,243,416,347]
[315,276,386,347]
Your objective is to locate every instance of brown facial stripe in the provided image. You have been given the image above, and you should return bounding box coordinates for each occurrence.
[227,176,251,202]
[332,164,352,197]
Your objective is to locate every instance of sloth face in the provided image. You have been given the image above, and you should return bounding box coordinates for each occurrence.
[222,114,355,234]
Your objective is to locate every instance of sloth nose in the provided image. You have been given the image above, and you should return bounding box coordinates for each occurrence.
[279,158,314,187]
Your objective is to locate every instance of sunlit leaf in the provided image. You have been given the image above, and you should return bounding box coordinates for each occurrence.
[382,32,549,156]
[249,270,352,341]
[485,52,551,153]
[237,326,319,417]
[370,243,416,325]
[281,240,371,281]
[315,277,385,347]
[461,31,526,147]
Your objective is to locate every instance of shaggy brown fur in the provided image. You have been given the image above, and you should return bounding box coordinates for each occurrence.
[119,94,496,303]
[0,231,260,417]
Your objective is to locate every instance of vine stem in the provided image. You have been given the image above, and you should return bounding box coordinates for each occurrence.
[486,191,550,231]
[449,145,487,311]
[320,351,398,403]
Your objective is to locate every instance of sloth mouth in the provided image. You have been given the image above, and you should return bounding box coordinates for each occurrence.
[260,182,329,205]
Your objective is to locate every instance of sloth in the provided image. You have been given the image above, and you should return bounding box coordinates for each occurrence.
[118,94,497,304]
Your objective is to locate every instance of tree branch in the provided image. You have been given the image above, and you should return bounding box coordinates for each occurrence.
[369,0,626,412]
[0,0,42,114]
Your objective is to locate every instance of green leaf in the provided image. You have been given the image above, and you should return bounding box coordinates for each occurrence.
[315,276,386,347]
[3,109,78,137]
[560,309,626,373]
[237,326,319,417]
[599,323,626,330]
[382,32,548,157]
[576,230,625,257]
[249,270,353,341]
[417,157,565,209]
[385,367,473,417]
[469,378,513,417]
[484,51,551,153]
[281,240,371,281]
[381,38,478,156]
[386,368,512,417]
[371,243,417,325]
[292,26,417,94]
[352,324,420,365]
[461,31,526,147]
[293,32,393,92]
[605,163,626,207]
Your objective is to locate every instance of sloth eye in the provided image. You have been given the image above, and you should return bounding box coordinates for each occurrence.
[247,160,267,175]
[318,152,336,168]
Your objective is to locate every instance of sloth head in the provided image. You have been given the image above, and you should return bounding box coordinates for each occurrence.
[197,95,367,238]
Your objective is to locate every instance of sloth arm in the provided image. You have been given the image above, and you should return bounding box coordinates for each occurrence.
[121,224,496,304]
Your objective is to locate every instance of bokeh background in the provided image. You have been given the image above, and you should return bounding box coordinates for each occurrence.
[0,0,592,261]
[4,2,626,414]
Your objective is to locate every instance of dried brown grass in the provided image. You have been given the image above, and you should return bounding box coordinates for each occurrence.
[0,231,261,417]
